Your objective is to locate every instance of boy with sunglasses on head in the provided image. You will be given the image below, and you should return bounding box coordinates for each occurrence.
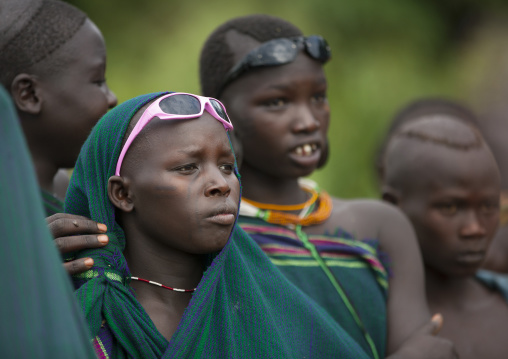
[66,91,375,358]
[199,14,456,359]
[381,111,508,359]
[1,0,117,274]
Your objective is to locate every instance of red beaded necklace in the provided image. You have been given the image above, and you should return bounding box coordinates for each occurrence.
[130,276,196,293]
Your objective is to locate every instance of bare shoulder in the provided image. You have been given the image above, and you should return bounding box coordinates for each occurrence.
[308,196,410,240]
[332,197,403,218]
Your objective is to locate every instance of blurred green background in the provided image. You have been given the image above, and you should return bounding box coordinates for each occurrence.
[68,0,508,199]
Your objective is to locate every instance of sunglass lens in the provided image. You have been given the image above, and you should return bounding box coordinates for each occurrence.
[306,36,331,63]
[210,99,231,123]
[160,94,201,115]
[250,38,298,67]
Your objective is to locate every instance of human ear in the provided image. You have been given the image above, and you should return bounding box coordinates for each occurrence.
[382,187,400,206]
[108,176,134,212]
[10,74,42,114]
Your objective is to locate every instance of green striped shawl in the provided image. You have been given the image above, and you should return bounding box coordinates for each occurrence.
[65,92,371,358]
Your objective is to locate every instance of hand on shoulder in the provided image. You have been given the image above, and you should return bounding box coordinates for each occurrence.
[47,213,109,275]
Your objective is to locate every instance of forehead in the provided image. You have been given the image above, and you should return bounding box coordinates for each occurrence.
[223,51,327,99]
[134,112,233,155]
[44,19,106,74]
[223,30,326,87]
[409,145,500,195]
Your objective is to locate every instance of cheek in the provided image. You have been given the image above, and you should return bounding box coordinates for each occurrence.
[138,185,196,239]
[229,176,241,203]
[484,213,500,240]
[240,122,286,161]
[418,213,459,251]
[317,107,330,131]
[86,87,111,118]
[136,179,187,216]
[405,208,450,244]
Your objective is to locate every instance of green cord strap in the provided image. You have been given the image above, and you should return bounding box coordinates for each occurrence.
[295,225,380,359]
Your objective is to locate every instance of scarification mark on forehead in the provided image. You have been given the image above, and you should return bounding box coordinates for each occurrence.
[394,114,484,151]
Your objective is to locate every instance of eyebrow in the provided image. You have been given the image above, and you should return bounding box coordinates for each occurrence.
[176,146,204,156]
[266,77,327,91]
[176,144,234,156]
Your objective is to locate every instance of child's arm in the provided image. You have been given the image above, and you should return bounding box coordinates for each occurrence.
[385,314,457,359]
[373,203,457,358]
[47,213,109,275]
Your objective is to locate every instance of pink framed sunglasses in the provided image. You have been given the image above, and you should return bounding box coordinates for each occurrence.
[115,92,234,176]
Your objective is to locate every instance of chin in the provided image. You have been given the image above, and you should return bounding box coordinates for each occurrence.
[195,237,230,254]
[279,164,316,179]
[449,266,481,278]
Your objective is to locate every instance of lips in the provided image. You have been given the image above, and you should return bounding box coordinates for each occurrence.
[287,140,322,169]
[456,251,486,265]
[206,204,237,226]
[291,143,319,157]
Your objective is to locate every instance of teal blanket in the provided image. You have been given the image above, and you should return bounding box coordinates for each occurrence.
[0,85,95,358]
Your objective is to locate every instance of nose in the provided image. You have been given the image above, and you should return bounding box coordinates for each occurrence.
[204,167,231,197]
[460,210,487,239]
[292,104,320,134]
[106,85,118,109]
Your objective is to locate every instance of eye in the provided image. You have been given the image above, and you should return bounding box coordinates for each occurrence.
[219,163,234,174]
[480,202,500,215]
[263,98,287,109]
[174,164,198,174]
[437,203,458,216]
[311,93,327,105]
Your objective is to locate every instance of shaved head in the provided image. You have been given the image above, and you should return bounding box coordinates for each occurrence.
[0,0,87,88]
[199,14,303,99]
[383,115,493,196]
[375,98,480,183]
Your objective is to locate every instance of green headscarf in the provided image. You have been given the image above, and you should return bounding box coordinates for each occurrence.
[0,85,95,358]
[65,92,370,358]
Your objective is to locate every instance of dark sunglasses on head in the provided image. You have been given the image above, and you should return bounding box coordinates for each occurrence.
[217,35,331,96]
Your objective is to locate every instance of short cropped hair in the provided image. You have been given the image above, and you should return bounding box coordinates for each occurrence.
[375,98,480,182]
[199,14,303,99]
[0,0,87,88]
[383,116,487,193]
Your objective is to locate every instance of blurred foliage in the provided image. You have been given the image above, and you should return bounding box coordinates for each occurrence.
[68,0,508,199]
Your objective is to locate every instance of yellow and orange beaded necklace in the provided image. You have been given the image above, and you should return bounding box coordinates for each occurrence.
[240,179,333,227]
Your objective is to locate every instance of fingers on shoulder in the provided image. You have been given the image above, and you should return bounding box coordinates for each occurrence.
[55,234,106,253]
[64,258,94,276]
[48,214,102,238]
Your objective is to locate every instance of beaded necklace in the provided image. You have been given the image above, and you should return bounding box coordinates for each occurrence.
[240,179,332,226]
[130,277,196,293]
[242,185,319,211]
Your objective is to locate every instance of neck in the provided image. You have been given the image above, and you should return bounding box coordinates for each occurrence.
[124,233,205,304]
[122,224,207,342]
[32,157,59,196]
[20,116,59,196]
[425,265,486,310]
[240,163,308,205]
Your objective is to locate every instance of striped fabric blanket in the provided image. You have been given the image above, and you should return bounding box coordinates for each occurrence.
[239,216,389,358]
